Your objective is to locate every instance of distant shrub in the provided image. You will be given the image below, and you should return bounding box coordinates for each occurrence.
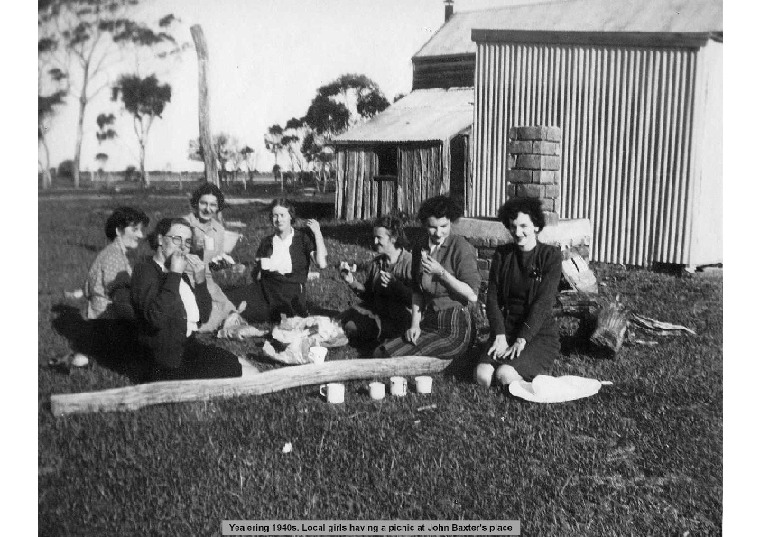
[124,165,138,182]
[57,160,76,178]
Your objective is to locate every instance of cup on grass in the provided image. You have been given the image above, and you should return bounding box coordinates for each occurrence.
[369,382,385,400]
[390,376,407,397]
[414,375,433,394]
[319,383,345,404]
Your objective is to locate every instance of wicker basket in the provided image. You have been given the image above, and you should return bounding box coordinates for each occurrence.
[211,263,250,290]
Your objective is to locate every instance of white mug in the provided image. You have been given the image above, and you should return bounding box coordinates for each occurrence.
[319,383,345,404]
[390,376,407,397]
[308,346,328,364]
[415,375,433,394]
[369,382,385,400]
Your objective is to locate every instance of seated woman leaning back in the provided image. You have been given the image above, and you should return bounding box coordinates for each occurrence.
[131,217,242,382]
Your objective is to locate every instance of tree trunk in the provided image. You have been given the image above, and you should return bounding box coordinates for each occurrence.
[139,141,150,188]
[73,92,87,189]
[191,25,219,187]
[39,136,52,190]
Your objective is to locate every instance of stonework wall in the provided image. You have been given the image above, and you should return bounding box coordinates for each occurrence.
[506,126,562,228]
[454,125,592,291]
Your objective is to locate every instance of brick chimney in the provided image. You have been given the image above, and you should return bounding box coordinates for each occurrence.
[444,0,454,23]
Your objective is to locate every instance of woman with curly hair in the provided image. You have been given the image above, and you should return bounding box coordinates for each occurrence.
[183,182,237,331]
[375,195,480,359]
[475,198,562,388]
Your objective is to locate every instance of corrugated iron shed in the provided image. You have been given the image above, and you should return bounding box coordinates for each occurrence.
[414,0,723,58]
[332,88,473,144]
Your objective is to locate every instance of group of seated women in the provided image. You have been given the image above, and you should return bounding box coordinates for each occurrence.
[77,183,562,389]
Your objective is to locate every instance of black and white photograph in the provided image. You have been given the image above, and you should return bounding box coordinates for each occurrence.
[34,0,729,534]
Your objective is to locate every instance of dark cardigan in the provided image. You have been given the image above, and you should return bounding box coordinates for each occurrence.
[131,260,212,369]
[485,241,562,343]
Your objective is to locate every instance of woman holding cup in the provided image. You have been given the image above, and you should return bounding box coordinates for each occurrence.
[340,215,414,345]
[232,199,327,322]
[375,195,480,359]
[131,218,242,381]
[475,198,562,388]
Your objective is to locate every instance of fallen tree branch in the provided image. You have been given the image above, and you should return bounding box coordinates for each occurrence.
[50,356,451,417]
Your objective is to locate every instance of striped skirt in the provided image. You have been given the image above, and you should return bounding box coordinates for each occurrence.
[374,305,472,359]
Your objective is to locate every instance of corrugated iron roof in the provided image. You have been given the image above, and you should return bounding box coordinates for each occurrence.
[414,0,723,58]
[332,88,473,144]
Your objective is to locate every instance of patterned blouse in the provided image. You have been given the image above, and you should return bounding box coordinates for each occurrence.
[84,238,133,320]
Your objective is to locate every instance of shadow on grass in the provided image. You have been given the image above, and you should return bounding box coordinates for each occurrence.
[50,303,148,383]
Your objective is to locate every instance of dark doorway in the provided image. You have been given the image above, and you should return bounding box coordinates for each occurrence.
[450,134,467,205]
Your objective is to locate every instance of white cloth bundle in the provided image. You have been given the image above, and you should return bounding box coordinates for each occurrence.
[509,375,612,403]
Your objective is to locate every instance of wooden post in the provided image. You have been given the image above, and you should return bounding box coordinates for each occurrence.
[50,356,452,416]
[190,25,219,187]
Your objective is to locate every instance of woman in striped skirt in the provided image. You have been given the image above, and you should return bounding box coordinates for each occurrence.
[374,196,480,359]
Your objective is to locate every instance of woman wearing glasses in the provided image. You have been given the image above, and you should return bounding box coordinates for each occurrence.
[131,218,242,381]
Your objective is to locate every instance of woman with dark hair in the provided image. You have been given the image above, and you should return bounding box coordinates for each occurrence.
[475,198,562,388]
[183,182,237,331]
[85,206,150,320]
[340,215,414,344]
[69,206,150,367]
[375,195,480,359]
[131,218,242,381]
[184,182,227,263]
[232,199,327,322]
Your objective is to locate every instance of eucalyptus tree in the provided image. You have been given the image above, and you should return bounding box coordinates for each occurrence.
[38,0,183,188]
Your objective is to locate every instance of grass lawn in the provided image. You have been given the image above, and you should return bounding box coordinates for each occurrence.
[38,193,722,535]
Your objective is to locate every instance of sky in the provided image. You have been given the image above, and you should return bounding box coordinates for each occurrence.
[41,0,541,173]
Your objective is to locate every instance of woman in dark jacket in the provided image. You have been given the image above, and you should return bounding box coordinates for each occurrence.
[232,199,328,322]
[475,198,563,387]
[131,218,242,381]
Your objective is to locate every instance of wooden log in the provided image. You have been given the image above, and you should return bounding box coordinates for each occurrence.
[50,356,452,417]
[554,291,602,318]
[190,25,220,187]
[590,299,628,356]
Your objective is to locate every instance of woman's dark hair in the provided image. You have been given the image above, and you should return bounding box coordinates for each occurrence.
[373,215,409,250]
[105,206,150,240]
[190,182,226,212]
[270,198,297,221]
[147,218,191,250]
[497,198,546,232]
[417,195,463,223]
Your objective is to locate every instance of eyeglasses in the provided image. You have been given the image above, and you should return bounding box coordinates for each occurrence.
[165,235,193,248]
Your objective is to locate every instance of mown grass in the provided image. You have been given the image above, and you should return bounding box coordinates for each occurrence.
[38,194,722,535]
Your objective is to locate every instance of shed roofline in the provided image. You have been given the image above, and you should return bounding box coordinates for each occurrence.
[471,29,717,48]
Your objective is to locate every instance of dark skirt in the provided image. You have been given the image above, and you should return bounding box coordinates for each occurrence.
[147,335,242,382]
[374,305,471,359]
[228,276,308,323]
[478,320,559,381]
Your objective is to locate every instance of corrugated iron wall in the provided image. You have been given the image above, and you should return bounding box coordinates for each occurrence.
[472,42,699,265]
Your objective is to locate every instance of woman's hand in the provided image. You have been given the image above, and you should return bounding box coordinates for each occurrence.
[305,219,322,237]
[487,334,509,360]
[169,252,187,274]
[185,253,206,284]
[341,270,355,285]
[379,271,393,287]
[420,254,445,276]
[504,338,527,360]
[405,324,421,345]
